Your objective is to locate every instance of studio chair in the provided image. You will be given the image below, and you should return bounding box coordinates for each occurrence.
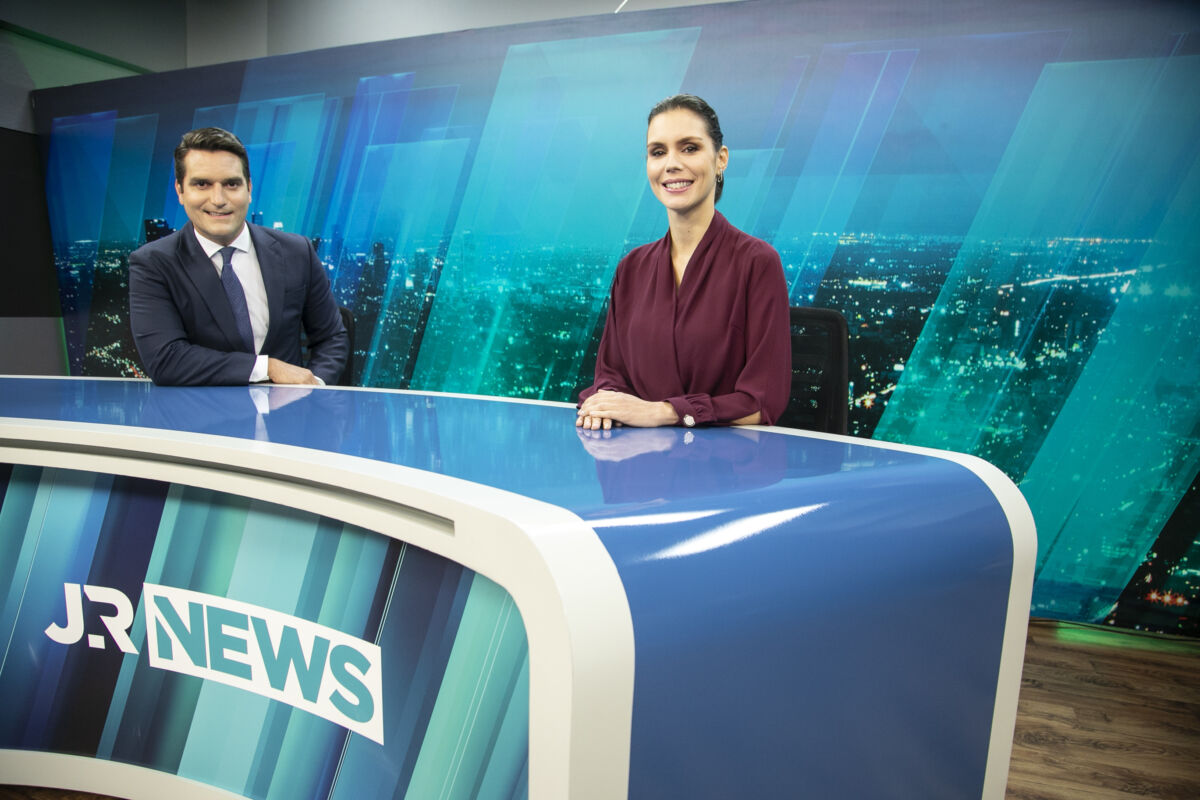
[776,306,849,434]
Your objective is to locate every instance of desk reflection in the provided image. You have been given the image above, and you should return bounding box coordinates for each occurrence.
[141,385,354,449]
[577,426,787,503]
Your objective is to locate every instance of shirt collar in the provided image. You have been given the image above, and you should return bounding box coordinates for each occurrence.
[193,224,252,259]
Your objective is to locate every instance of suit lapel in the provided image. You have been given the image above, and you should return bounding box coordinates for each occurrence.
[177,224,245,352]
[249,224,285,350]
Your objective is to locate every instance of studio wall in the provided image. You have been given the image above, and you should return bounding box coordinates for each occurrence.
[29,0,1200,634]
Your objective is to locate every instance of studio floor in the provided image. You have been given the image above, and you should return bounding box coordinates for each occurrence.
[1005,619,1199,800]
[2,619,1197,800]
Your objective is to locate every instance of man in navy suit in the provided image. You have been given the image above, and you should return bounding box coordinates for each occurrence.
[129,127,348,386]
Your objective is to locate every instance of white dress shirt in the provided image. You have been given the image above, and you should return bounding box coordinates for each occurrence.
[193,225,271,382]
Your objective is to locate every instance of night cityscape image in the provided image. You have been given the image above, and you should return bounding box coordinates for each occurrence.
[33,0,1200,636]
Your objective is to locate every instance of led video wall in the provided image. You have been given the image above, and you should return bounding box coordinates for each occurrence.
[30,0,1200,634]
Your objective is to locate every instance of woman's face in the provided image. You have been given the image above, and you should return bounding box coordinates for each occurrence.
[646,108,728,217]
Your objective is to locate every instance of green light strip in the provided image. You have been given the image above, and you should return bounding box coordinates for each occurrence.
[1039,619,1200,655]
[0,20,150,75]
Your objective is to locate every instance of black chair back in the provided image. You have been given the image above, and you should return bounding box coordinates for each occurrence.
[777,306,849,434]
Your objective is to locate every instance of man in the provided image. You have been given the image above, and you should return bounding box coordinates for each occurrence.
[129,127,348,386]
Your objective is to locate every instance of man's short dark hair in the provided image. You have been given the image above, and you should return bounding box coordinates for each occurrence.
[174,127,251,185]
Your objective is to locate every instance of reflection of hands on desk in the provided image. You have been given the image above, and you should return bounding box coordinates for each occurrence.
[142,385,259,438]
[266,385,314,412]
[576,426,680,462]
[583,425,786,503]
[139,384,351,447]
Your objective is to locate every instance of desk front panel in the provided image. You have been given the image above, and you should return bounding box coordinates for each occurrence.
[0,463,529,800]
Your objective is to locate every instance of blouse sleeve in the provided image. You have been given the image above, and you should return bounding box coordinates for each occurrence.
[664,248,792,425]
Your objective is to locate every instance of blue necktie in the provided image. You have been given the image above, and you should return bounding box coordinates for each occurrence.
[219,246,255,353]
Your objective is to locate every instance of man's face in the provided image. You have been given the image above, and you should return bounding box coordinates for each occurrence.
[175,149,252,246]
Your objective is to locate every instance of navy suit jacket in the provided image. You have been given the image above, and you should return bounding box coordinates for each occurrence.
[129,223,349,386]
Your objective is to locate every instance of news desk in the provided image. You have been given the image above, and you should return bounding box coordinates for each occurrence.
[0,377,1034,800]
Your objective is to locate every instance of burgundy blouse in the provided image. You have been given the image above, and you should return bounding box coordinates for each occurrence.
[580,212,791,425]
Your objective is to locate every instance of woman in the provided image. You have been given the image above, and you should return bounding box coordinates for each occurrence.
[577,94,791,430]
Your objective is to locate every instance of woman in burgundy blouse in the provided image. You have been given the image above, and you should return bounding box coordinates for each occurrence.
[577,95,791,430]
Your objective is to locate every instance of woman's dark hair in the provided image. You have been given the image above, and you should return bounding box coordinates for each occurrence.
[648,94,726,202]
[174,127,251,185]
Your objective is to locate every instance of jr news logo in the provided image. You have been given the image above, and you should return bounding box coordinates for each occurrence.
[45,582,385,744]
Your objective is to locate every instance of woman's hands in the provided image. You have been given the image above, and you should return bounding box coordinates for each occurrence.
[576,390,679,430]
[577,391,763,428]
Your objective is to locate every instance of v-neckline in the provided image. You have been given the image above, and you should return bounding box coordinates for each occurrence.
[667,211,722,295]
[673,247,694,290]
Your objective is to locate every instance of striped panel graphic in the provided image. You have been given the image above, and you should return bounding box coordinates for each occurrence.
[0,465,530,799]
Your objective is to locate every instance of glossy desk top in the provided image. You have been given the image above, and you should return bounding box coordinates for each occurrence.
[0,376,961,519]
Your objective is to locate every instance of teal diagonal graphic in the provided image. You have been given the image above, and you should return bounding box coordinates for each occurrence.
[777,48,917,300]
[876,54,1200,621]
[358,138,470,387]
[411,28,700,398]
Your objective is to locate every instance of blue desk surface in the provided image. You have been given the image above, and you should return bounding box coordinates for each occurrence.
[0,378,1034,799]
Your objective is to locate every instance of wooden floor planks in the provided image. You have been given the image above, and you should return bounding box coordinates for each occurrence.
[1006,619,1200,800]
[2,619,1197,799]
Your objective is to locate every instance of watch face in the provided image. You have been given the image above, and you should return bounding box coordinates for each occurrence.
[683,414,695,428]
